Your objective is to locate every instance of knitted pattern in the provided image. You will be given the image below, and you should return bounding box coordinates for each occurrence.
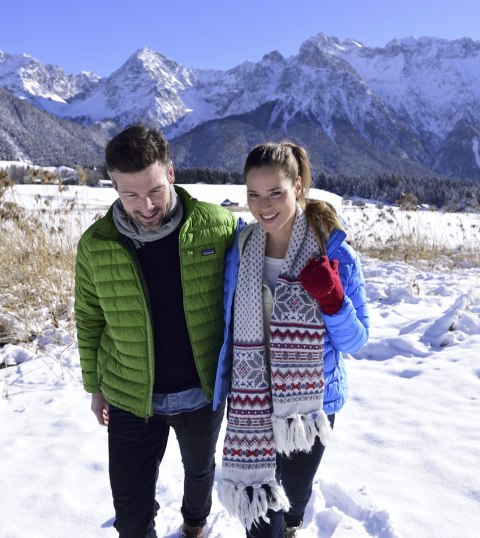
[222,210,333,530]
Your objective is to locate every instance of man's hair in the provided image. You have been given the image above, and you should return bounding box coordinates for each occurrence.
[105,125,170,173]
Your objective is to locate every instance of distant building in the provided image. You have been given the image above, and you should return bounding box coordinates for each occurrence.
[95,179,113,188]
[220,198,239,207]
[61,176,79,185]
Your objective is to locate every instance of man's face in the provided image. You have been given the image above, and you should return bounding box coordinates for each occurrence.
[110,161,175,231]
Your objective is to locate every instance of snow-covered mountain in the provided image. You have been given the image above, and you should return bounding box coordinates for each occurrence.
[0,87,110,167]
[39,48,204,129]
[0,51,100,103]
[333,35,480,139]
[1,34,480,178]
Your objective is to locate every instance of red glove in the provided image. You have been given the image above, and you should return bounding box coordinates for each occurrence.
[300,256,344,315]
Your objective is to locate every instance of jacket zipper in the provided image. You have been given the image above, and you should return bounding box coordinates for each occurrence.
[116,235,154,420]
[178,231,206,395]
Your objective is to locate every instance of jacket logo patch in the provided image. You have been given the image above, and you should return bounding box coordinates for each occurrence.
[201,248,216,256]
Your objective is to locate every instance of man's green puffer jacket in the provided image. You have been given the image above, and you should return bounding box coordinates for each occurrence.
[75,186,236,418]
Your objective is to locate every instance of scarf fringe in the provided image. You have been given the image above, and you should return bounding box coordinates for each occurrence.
[222,480,291,531]
[272,410,333,456]
[316,409,334,446]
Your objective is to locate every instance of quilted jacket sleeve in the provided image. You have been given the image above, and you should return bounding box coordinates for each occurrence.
[212,218,248,410]
[74,236,106,393]
[322,241,369,353]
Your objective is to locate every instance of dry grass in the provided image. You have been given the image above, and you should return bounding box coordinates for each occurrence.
[230,203,480,268]
[343,205,480,269]
[0,178,77,349]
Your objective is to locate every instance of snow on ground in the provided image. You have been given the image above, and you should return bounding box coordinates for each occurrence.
[1,184,479,538]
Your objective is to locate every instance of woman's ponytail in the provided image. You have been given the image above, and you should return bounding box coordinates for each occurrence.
[304,199,345,254]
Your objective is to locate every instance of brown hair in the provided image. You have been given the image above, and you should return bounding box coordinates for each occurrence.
[105,125,170,173]
[244,141,345,253]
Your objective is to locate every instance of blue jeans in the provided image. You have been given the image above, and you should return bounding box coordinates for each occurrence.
[107,401,225,538]
[246,414,335,538]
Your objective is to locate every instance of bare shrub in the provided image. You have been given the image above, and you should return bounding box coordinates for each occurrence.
[0,177,77,346]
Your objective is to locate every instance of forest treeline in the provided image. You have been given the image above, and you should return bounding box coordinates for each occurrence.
[3,163,480,211]
[316,172,480,211]
[175,168,480,211]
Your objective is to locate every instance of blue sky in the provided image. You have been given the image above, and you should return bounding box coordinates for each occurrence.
[2,0,479,76]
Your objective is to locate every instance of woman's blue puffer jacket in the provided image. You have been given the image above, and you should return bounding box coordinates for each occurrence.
[213,220,369,414]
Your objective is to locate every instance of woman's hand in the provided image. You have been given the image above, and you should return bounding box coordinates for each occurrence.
[300,256,344,314]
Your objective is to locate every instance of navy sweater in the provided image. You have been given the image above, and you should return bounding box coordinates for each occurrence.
[137,227,201,394]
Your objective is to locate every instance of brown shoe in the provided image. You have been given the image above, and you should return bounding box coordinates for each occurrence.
[180,522,204,538]
[284,521,302,537]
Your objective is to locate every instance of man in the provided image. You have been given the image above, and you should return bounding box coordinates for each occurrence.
[75,125,237,538]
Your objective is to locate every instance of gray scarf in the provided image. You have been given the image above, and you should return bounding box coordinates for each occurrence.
[112,184,183,248]
[222,210,332,530]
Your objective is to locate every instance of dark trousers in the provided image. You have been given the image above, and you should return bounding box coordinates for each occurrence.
[246,414,335,538]
[107,401,225,538]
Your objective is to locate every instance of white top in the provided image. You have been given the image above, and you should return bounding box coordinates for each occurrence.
[264,255,284,292]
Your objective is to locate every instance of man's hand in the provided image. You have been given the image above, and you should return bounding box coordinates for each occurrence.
[91,392,109,426]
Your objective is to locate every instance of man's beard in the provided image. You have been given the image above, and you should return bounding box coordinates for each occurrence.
[131,206,167,231]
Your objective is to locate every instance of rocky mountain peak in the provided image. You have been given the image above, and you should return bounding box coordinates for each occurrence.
[260,50,285,64]
[0,50,100,102]
[1,34,480,179]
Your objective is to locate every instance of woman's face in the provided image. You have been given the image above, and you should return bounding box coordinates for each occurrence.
[246,166,302,240]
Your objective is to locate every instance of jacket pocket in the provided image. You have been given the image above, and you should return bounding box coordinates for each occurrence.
[97,334,114,387]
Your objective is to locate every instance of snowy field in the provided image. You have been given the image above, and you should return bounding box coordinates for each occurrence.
[1,184,480,538]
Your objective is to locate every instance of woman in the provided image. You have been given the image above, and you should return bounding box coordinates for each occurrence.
[213,142,369,538]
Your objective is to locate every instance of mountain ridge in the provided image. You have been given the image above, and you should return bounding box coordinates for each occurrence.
[1,34,479,178]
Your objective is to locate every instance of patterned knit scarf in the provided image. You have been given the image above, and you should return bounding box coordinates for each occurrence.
[222,210,333,530]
